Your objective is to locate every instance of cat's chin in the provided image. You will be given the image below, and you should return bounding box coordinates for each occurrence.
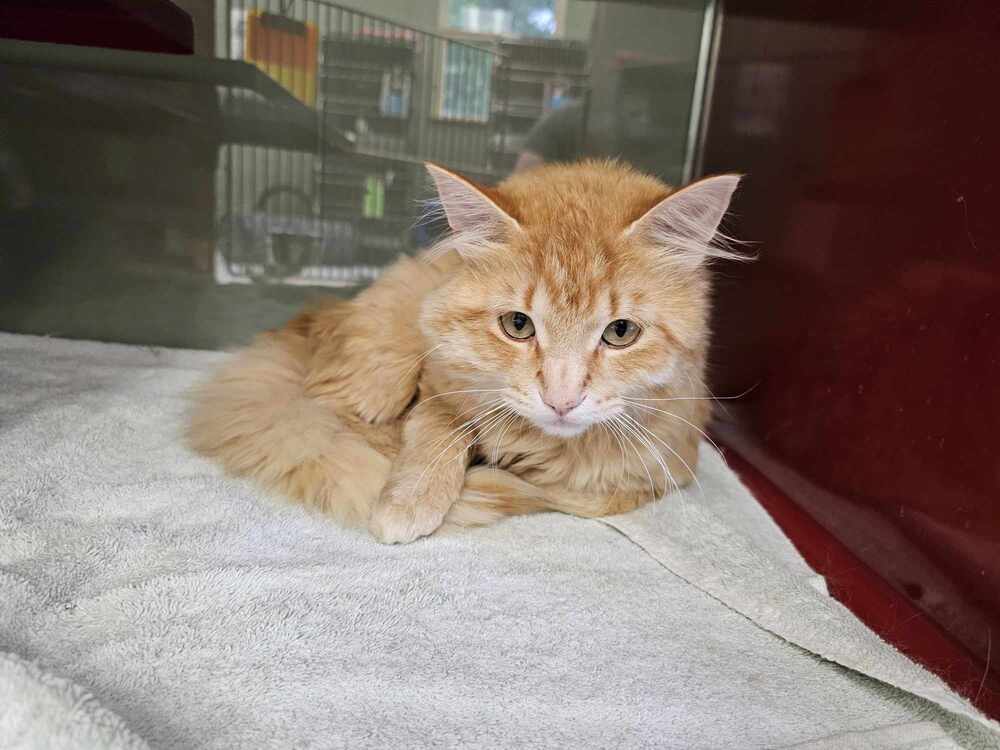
[535,419,592,439]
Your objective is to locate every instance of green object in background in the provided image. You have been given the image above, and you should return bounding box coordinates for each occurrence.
[362,176,385,219]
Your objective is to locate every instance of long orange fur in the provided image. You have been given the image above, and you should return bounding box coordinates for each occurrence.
[187,160,741,543]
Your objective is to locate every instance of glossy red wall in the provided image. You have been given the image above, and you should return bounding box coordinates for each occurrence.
[703,0,1000,713]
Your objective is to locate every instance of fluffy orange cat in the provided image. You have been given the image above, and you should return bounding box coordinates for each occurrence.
[188,161,742,543]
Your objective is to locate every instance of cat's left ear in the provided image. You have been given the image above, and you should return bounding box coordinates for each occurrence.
[425,162,520,245]
[625,174,744,268]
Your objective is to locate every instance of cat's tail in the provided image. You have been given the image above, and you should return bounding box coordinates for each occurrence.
[447,467,646,527]
[445,467,550,527]
[186,326,391,528]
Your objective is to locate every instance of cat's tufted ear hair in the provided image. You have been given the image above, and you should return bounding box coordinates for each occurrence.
[425,163,520,256]
[625,174,747,268]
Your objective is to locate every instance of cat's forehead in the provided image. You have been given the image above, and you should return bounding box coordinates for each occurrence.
[508,217,659,314]
[528,241,614,312]
[509,247,651,324]
[529,270,609,321]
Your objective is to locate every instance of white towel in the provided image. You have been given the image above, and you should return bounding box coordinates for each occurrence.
[0,652,148,750]
[1,333,997,749]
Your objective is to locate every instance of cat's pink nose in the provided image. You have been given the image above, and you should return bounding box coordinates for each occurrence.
[543,394,584,417]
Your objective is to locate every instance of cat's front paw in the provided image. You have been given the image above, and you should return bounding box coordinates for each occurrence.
[369,498,446,544]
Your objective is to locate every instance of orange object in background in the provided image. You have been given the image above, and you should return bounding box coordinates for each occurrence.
[244,11,317,105]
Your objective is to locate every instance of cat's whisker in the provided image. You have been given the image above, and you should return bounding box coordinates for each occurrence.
[412,388,505,411]
[625,394,740,403]
[611,415,656,505]
[490,412,519,468]
[409,405,513,503]
[623,399,724,457]
[436,408,514,474]
[621,412,682,489]
[435,406,512,469]
[616,414,677,500]
[684,371,760,419]
[622,412,697,522]
[474,407,515,442]
[622,420,665,506]
[431,405,502,452]
[393,344,444,389]
[420,404,509,481]
[427,402,509,454]
[601,420,628,495]
[625,383,758,405]
[444,397,505,429]
[621,413,703,498]
[597,424,611,482]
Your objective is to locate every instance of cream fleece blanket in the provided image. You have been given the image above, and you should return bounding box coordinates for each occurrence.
[1,332,997,749]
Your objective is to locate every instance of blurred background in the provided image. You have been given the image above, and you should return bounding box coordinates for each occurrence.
[0,0,714,348]
[1,0,998,721]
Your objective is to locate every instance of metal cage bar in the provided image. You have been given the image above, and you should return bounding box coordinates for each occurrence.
[216,0,589,287]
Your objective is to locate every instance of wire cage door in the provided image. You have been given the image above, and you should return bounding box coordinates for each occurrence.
[216,0,508,287]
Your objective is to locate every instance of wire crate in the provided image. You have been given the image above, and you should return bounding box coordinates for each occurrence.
[215,0,508,287]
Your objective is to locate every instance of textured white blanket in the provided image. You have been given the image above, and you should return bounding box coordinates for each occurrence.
[1,333,997,749]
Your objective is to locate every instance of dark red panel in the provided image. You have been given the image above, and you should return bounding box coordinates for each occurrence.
[0,0,194,55]
[704,0,1000,718]
[719,443,1000,719]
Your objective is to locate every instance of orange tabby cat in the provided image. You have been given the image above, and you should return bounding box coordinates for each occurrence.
[188,161,742,543]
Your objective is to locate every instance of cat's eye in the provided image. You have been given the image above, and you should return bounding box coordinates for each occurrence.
[602,319,641,348]
[499,311,535,340]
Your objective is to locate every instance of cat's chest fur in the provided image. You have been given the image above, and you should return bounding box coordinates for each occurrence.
[468,407,670,495]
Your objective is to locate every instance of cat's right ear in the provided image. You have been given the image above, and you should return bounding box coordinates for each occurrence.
[625,174,746,269]
[425,163,520,247]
